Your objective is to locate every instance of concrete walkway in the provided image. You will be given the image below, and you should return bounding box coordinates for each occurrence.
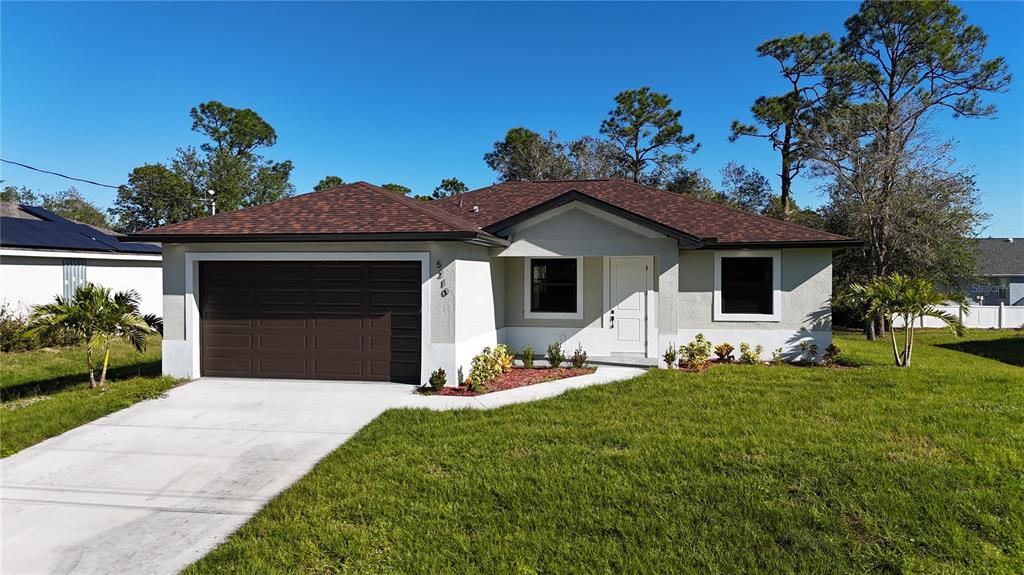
[398,365,646,411]
[0,378,410,575]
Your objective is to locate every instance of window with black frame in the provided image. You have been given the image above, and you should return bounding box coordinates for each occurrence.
[529,258,578,314]
[720,257,773,315]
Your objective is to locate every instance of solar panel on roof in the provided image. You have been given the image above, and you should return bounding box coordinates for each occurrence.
[0,206,161,254]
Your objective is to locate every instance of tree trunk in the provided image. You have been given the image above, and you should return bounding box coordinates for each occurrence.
[780,124,793,218]
[889,322,901,367]
[865,317,876,341]
[99,342,111,387]
[876,311,887,338]
[86,345,97,389]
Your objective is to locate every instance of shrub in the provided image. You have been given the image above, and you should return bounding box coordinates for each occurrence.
[494,344,514,373]
[546,341,565,368]
[823,344,841,366]
[1,303,80,352]
[663,343,677,368]
[680,333,713,370]
[714,342,735,362]
[467,346,503,390]
[738,342,763,365]
[571,343,588,368]
[428,368,447,391]
[522,345,535,369]
[799,341,819,363]
[771,348,785,365]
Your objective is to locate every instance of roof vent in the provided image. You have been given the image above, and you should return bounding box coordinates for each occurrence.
[471,205,480,213]
[1008,238,1014,243]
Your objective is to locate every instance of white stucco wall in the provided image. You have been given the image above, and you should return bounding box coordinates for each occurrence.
[0,250,162,317]
[677,248,833,360]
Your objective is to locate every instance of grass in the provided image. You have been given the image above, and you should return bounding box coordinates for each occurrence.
[186,330,1023,574]
[0,337,178,456]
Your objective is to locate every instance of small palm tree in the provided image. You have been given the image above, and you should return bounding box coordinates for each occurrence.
[846,274,966,367]
[27,284,163,388]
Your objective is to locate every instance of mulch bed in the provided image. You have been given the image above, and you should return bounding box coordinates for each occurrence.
[425,367,596,396]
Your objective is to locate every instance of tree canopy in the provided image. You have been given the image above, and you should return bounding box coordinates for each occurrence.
[432,177,468,199]
[113,101,294,232]
[314,175,345,191]
[599,87,698,185]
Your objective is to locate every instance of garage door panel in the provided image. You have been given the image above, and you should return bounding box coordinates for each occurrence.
[200,261,420,383]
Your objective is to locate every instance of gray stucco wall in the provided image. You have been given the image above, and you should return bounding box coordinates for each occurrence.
[678,248,832,331]
[504,256,605,329]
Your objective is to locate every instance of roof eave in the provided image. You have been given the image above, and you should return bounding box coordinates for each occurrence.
[121,230,510,247]
[700,239,863,250]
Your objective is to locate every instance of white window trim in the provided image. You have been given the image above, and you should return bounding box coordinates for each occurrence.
[713,250,781,322]
[523,256,584,320]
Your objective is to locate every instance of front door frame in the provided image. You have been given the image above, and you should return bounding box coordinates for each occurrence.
[603,256,655,355]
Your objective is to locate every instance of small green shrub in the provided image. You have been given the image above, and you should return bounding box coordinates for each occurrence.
[771,348,785,365]
[823,344,841,366]
[714,342,735,362]
[799,341,819,363]
[571,343,588,368]
[663,343,677,368]
[680,333,713,370]
[739,342,764,365]
[467,346,503,389]
[493,344,514,373]
[522,345,535,369]
[546,341,565,368]
[1,303,80,352]
[428,368,447,391]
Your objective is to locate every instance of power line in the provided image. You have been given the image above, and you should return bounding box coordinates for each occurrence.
[1,157,214,204]
[1,158,123,189]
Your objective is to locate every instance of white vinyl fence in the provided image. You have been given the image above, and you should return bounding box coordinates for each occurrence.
[893,303,1024,329]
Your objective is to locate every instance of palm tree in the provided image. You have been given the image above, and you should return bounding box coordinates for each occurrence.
[27,284,163,387]
[846,274,966,367]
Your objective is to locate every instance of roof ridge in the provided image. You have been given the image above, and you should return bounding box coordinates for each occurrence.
[616,179,851,241]
[352,181,482,232]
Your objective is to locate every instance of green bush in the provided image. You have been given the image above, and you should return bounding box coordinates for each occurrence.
[680,333,713,370]
[546,341,565,368]
[714,342,735,362]
[771,348,785,365]
[799,341,819,363]
[467,347,503,390]
[823,344,841,366]
[663,343,677,368]
[522,345,535,369]
[428,368,447,391]
[1,303,80,352]
[571,343,588,368]
[739,343,764,365]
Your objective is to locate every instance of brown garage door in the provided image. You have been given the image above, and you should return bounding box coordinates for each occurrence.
[199,260,421,383]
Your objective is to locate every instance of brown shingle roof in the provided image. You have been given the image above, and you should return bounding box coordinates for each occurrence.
[133,182,493,240]
[133,178,855,247]
[432,179,855,246]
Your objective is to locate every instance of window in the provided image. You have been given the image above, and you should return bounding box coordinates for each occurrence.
[714,251,781,321]
[525,258,582,318]
[721,257,773,314]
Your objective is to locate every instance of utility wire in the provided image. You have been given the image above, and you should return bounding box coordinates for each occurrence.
[1,157,213,203]
[1,158,123,189]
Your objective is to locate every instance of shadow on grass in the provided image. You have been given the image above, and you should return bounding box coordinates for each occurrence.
[0,359,162,402]
[937,336,1024,368]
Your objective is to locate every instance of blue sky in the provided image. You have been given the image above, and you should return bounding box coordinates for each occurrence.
[2,1,1022,236]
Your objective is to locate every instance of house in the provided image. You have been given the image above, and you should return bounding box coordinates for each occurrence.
[0,203,162,316]
[962,237,1024,306]
[130,180,858,385]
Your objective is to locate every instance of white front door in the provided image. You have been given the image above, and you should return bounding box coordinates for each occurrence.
[608,257,648,354]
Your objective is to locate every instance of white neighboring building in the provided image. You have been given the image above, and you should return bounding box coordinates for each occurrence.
[0,203,162,316]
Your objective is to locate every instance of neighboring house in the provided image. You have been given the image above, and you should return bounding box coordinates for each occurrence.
[131,180,857,385]
[0,203,162,316]
[962,237,1024,306]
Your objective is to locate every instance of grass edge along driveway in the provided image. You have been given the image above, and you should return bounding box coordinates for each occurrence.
[1,337,180,457]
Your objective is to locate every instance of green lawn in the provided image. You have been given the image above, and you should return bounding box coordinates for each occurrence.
[0,337,178,456]
[186,330,1023,575]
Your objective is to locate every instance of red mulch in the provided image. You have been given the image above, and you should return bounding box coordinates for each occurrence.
[426,367,596,396]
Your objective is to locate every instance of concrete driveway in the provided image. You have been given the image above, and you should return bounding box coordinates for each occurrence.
[1,378,411,575]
